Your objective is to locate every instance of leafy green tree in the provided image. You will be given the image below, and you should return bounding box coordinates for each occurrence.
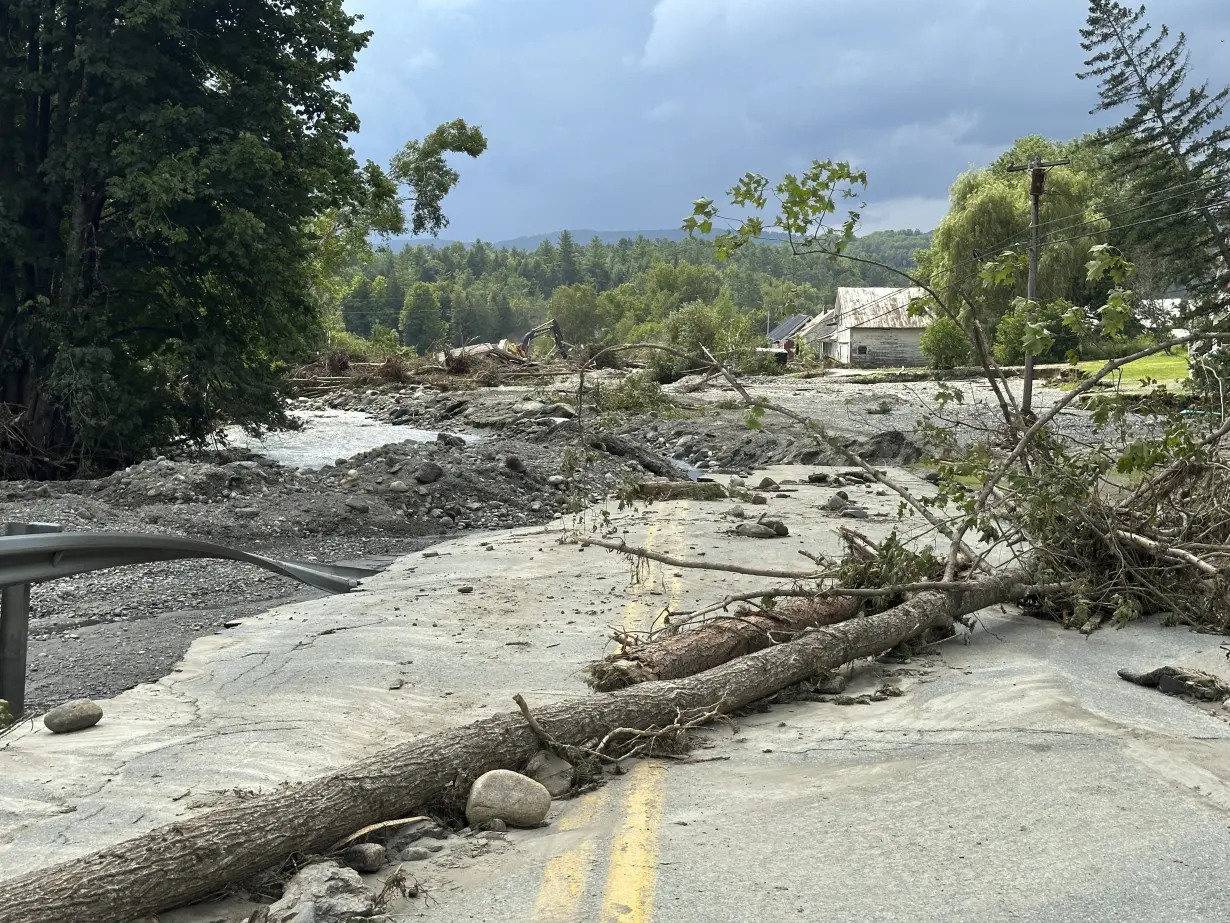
[401,283,447,354]
[916,138,1106,331]
[548,284,602,345]
[0,1,484,474]
[993,299,1081,365]
[919,317,975,369]
[1079,2,1230,322]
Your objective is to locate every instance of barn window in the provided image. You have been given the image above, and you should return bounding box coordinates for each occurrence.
[856,345,868,355]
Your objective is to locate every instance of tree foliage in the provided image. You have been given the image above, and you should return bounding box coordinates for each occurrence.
[0,0,380,474]
[1079,1,1230,323]
[919,317,974,370]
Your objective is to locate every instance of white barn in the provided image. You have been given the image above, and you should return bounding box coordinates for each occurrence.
[798,287,929,367]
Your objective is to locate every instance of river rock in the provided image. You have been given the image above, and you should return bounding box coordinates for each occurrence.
[267,861,375,923]
[756,476,779,491]
[43,699,103,734]
[388,480,409,493]
[414,461,444,484]
[726,505,745,519]
[466,769,551,828]
[734,523,779,539]
[399,846,432,861]
[524,749,574,797]
[760,518,790,536]
[504,454,526,473]
[341,843,386,874]
[437,432,466,447]
[824,491,850,511]
[547,475,567,488]
[841,507,871,520]
[344,498,369,513]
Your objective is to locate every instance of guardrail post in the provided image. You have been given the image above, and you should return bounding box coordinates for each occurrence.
[0,522,63,717]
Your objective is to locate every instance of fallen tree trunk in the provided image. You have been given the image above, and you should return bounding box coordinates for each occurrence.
[584,569,1027,691]
[586,596,863,691]
[0,573,1023,923]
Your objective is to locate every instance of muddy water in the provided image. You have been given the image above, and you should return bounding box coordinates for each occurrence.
[224,409,479,469]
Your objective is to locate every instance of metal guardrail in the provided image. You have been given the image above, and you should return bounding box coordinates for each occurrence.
[0,524,379,717]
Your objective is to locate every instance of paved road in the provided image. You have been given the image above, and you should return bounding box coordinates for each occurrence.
[2,466,1228,922]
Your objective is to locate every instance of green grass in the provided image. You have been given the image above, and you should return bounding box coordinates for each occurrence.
[1076,352,1189,383]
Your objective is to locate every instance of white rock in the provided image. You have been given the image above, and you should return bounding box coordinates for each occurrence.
[466,769,551,828]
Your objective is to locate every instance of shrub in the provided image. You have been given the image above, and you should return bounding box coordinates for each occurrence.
[993,298,1080,365]
[594,372,668,414]
[919,316,973,370]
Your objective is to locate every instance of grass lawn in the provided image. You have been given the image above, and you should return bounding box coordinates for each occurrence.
[1076,351,1189,383]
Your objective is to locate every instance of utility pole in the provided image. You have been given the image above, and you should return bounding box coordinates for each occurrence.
[1007,154,1070,418]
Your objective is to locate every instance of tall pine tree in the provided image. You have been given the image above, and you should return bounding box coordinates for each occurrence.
[1079,2,1230,325]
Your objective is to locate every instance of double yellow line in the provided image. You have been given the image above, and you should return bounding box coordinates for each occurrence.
[531,511,686,922]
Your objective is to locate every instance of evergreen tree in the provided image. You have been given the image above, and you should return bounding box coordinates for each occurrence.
[1079,2,1230,321]
[401,283,447,354]
[557,230,582,286]
[584,236,613,291]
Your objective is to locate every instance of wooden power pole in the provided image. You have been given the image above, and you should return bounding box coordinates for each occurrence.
[1008,154,1070,417]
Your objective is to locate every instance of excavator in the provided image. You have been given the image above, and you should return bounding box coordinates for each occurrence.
[499,319,569,360]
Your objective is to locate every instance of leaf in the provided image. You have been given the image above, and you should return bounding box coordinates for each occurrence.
[1020,321,1055,358]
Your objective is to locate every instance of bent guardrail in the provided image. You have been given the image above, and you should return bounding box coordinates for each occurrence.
[0,524,379,717]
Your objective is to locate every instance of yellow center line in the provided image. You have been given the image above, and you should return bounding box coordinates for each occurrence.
[530,503,689,921]
[530,787,613,922]
[598,762,668,923]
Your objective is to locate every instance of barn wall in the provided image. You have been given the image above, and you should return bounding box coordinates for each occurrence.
[848,327,925,367]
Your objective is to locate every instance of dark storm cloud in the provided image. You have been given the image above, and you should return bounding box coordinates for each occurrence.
[342,0,1230,240]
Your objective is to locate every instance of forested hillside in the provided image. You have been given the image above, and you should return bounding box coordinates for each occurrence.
[339,229,931,352]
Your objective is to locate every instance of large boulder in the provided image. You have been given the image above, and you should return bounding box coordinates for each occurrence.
[465,769,551,828]
[43,699,103,734]
[524,750,574,798]
[267,861,377,923]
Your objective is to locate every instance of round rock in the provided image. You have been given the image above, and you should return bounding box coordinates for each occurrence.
[465,769,551,828]
[341,843,386,874]
[43,699,103,734]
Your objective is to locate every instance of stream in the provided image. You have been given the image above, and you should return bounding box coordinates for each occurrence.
[224,409,480,469]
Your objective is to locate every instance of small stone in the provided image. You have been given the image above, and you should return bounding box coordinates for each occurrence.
[458,585,474,594]
[760,519,790,536]
[466,769,552,828]
[504,455,526,473]
[43,699,103,734]
[756,477,779,491]
[750,494,768,506]
[480,818,508,833]
[538,403,577,419]
[234,507,260,520]
[807,472,830,484]
[824,492,849,511]
[734,523,779,539]
[341,843,386,874]
[399,846,432,862]
[841,508,870,520]
[923,471,941,485]
[530,501,543,513]
[726,505,745,519]
[524,749,574,797]
[422,550,440,558]
[344,498,369,513]
[728,476,746,488]
[547,475,567,488]
[388,480,409,493]
[414,461,445,484]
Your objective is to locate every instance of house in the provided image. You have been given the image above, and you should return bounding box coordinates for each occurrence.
[766,314,812,346]
[798,287,929,367]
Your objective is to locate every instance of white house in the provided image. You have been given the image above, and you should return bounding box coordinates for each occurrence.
[798,287,929,367]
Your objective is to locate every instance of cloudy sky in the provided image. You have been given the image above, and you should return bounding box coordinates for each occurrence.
[340,0,1230,242]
